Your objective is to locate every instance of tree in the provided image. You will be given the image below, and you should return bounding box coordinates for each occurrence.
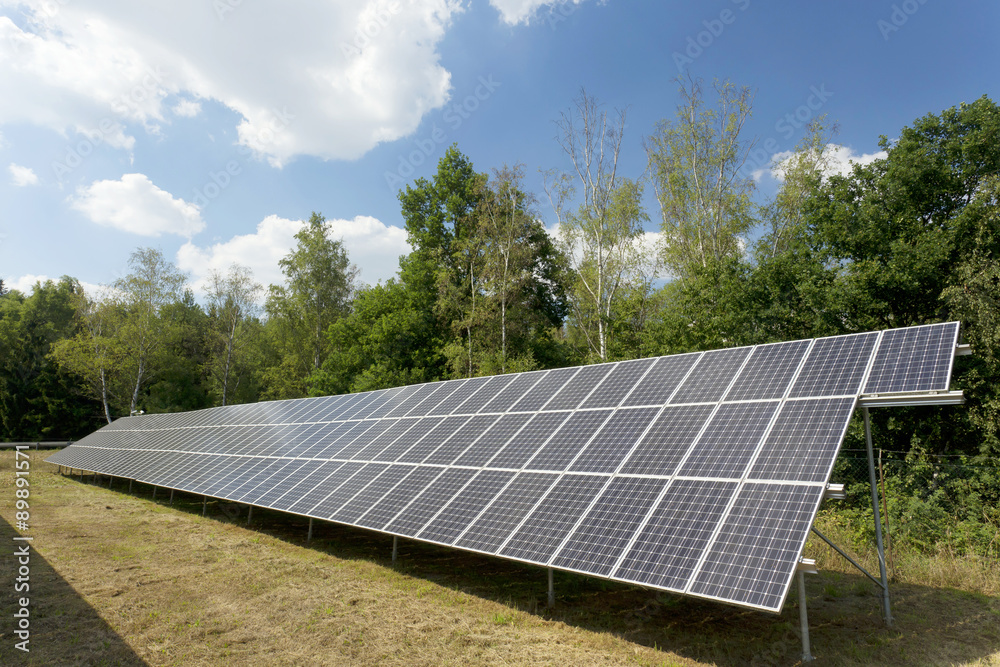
[206,264,263,405]
[545,90,649,362]
[114,248,187,415]
[645,77,757,278]
[476,164,569,373]
[265,212,358,398]
[50,285,124,424]
[1,278,99,438]
[397,146,486,379]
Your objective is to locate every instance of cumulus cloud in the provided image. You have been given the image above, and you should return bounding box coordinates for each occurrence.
[4,274,102,295]
[176,214,409,298]
[171,98,201,118]
[0,1,463,166]
[489,0,591,25]
[8,163,39,186]
[71,173,205,237]
[758,143,888,182]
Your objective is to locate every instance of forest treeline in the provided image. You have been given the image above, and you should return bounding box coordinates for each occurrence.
[2,83,998,554]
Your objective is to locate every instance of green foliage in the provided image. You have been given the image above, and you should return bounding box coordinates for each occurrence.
[264,212,359,398]
[0,277,99,439]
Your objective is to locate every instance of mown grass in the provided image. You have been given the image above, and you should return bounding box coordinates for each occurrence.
[1,451,998,666]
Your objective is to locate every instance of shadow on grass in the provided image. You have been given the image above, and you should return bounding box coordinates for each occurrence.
[0,512,149,667]
[103,477,1000,666]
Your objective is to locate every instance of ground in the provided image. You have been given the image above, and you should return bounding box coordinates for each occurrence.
[1,450,998,666]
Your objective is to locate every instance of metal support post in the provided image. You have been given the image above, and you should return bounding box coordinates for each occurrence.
[863,407,893,625]
[307,518,314,543]
[547,568,555,608]
[202,495,208,516]
[129,479,133,493]
[798,569,813,662]
[392,536,398,564]
[152,485,156,500]
[247,505,253,526]
[169,489,174,505]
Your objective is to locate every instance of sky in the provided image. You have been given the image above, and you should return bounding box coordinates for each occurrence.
[2,0,998,299]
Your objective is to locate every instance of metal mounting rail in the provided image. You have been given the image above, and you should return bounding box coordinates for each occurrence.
[859,390,964,407]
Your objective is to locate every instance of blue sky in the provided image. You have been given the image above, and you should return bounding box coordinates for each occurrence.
[2,0,998,297]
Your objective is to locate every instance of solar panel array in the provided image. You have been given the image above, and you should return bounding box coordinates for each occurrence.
[46,322,960,613]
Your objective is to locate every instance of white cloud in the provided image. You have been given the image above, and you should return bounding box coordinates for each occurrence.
[71,173,205,237]
[0,1,463,165]
[8,163,39,186]
[176,214,409,298]
[759,143,888,183]
[4,274,101,296]
[489,0,590,25]
[172,98,201,118]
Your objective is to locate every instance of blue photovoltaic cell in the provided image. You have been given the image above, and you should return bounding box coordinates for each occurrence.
[418,470,515,545]
[384,384,434,418]
[455,472,558,554]
[270,461,346,512]
[580,358,656,409]
[350,419,418,461]
[422,415,499,465]
[371,417,444,463]
[568,407,660,474]
[524,410,611,472]
[671,347,752,404]
[311,463,389,519]
[614,479,738,591]
[407,379,467,416]
[676,402,779,479]
[434,376,492,415]
[618,404,715,476]
[500,474,608,564]
[285,462,365,515]
[398,382,448,417]
[478,371,548,413]
[689,483,823,611]
[452,375,516,414]
[863,322,959,394]
[251,460,319,508]
[329,465,416,524]
[486,412,572,470]
[355,466,445,530]
[747,397,856,483]
[383,468,477,537]
[724,339,811,402]
[620,353,700,407]
[551,476,668,576]
[395,416,472,464]
[542,364,613,411]
[453,414,533,467]
[790,332,879,398]
[508,367,579,412]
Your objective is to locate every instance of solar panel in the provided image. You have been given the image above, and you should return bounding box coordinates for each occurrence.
[47,321,962,615]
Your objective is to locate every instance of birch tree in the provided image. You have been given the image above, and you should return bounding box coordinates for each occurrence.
[646,77,757,279]
[545,90,648,362]
[206,263,263,405]
[113,248,186,415]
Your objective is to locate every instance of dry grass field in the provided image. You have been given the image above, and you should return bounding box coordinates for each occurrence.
[1,450,998,666]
